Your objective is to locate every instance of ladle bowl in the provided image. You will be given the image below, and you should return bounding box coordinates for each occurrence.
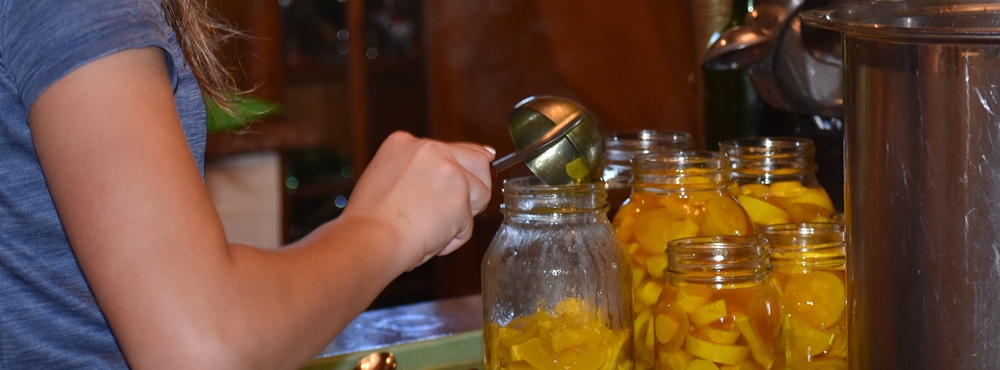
[702,26,774,71]
[494,96,604,185]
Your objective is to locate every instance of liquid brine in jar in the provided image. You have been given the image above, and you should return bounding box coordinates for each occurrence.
[482,177,633,370]
[611,151,754,369]
[720,137,836,227]
[602,130,693,220]
[654,236,784,370]
[759,222,847,370]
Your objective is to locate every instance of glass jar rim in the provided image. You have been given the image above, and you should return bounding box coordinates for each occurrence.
[630,151,730,190]
[758,222,846,262]
[666,235,771,282]
[757,222,845,249]
[721,137,818,178]
[502,176,605,192]
[633,150,728,168]
[604,130,693,163]
[719,137,816,157]
[501,176,608,214]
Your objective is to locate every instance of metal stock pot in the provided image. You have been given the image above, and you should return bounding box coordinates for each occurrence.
[803,2,1000,369]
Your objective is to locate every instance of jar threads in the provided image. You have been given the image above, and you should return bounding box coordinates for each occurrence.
[654,235,784,370]
[759,222,847,369]
[603,130,693,219]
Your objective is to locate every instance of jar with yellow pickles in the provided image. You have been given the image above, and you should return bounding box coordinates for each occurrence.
[602,130,693,220]
[720,137,836,228]
[758,222,847,370]
[611,151,754,369]
[482,177,633,370]
[654,236,783,370]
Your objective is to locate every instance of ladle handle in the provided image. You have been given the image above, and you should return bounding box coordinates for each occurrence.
[491,112,585,173]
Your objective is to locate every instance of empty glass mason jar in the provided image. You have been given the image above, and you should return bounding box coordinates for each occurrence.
[611,151,754,369]
[654,236,783,370]
[758,222,847,370]
[482,176,633,370]
[720,137,836,228]
[603,130,693,219]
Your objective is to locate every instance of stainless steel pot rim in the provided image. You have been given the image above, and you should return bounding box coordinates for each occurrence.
[802,2,1000,40]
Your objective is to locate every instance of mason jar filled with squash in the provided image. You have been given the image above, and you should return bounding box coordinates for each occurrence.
[602,130,693,219]
[759,222,847,370]
[720,137,836,228]
[482,177,633,370]
[611,151,754,369]
[654,236,783,370]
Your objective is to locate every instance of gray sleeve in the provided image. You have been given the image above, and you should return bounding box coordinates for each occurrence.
[1,0,176,110]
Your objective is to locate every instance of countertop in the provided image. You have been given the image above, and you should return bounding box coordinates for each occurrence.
[313,294,484,359]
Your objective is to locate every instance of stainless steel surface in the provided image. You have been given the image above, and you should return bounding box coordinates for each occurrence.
[748,55,797,111]
[314,295,483,359]
[702,26,774,70]
[739,0,845,117]
[804,2,1000,369]
[771,2,842,117]
[746,0,802,36]
[353,352,396,370]
[491,112,584,173]
[702,0,804,71]
[507,96,604,185]
[702,0,844,115]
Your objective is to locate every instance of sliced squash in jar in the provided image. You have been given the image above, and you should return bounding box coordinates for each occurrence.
[736,195,791,227]
[685,335,750,365]
[734,314,773,369]
[782,271,846,329]
[690,299,728,328]
[693,326,741,345]
[687,359,722,370]
[704,196,750,236]
[787,314,835,357]
[655,303,690,352]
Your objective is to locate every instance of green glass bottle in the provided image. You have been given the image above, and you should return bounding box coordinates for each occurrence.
[701,0,795,151]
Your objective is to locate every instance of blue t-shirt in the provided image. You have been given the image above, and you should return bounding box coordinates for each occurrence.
[0,0,207,367]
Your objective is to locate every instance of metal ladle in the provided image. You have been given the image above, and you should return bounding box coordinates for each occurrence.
[492,96,604,185]
[702,0,804,71]
[702,26,773,71]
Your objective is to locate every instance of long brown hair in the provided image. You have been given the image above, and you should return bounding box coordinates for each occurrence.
[160,0,240,112]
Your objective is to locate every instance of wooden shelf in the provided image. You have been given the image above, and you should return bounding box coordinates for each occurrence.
[211,0,458,308]
[285,46,424,85]
[286,63,347,84]
[205,117,320,157]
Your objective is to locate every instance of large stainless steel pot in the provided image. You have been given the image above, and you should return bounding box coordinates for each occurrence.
[803,2,1000,369]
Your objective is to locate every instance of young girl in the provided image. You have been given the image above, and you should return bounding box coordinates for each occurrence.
[0,0,495,368]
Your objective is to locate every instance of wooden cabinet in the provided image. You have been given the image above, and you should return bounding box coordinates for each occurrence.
[422,0,702,300]
[209,0,439,309]
[206,0,320,156]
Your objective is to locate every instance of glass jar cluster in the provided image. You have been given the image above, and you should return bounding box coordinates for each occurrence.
[611,137,844,370]
[483,136,847,370]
